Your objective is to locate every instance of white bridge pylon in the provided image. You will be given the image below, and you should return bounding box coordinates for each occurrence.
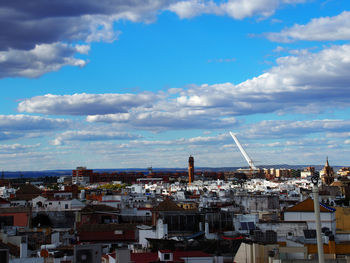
[229,131,257,170]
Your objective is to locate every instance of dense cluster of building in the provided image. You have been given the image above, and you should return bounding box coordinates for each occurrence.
[0,157,350,262]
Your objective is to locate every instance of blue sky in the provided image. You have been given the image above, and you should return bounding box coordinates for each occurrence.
[1,0,350,170]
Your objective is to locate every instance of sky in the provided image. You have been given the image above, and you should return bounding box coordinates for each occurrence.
[1,0,350,171]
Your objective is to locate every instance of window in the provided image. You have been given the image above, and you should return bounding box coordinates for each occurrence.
[0,216,14,227]
[65,204,69,209]
[164,253,170,260]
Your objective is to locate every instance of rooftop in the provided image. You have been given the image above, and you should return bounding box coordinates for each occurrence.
[285,198,335,213]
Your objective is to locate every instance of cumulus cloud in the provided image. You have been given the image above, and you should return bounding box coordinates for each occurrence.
[187,133,228,143]
[18,92,155,115]
[51,130,141,146]
[0,132,23,141]
[0,43,89,78]
[168,0,220,19]
[266,11,350,42]
[0,1,172,78]
[0,0,310,78]
[0,1,172,52]
[0,115,70,131]
[0,143,40,153]
[326,132,350,138]
[16,43,350,131]
[0,0,309,51]
[173,44,350,116]
[243,119,350,139]
[83,133,230,149]
[87,110,238,131]
[168,0,307,20]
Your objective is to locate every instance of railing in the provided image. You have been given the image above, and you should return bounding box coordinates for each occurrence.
[32,206,83,212]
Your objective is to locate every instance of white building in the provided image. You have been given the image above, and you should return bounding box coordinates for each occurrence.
[137,218,168,248]
[283,198,336,235]
[32,196,85,211]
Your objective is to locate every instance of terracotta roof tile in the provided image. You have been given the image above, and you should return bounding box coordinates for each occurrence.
[131,252,158,262]
[78,223,137,232]
[130,250,212,263]
[0,197,10,204]
[0,207,31,213]
[80,204,119,213]
[16,183,42,195]
[152,198,184,212]
[285,198,333,213]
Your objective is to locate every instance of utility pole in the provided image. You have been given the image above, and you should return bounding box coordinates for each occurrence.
[311,173,325,263]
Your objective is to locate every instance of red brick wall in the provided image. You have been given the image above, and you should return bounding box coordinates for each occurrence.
[1,213,28,227]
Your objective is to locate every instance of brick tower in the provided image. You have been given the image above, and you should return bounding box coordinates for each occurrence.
[188,156,194,185]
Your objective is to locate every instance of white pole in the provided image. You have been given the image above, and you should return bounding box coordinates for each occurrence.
[312,181,325,263]
[229,132,257,170]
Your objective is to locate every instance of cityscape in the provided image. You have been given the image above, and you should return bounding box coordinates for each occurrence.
[1,154,350,262]
[1,0,350,262]
[1,134,350,262]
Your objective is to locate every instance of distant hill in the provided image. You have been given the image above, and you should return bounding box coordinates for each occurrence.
[1,164,347,179]
[2,170,72,179]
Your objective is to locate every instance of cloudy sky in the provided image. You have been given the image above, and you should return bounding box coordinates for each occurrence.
[1,0,350,170]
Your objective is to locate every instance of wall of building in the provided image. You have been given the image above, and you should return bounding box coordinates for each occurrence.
[334,207,350,232]
[138,229,157,248]
[305,240,350,256]
[0,232,23,246]
[32,211,75,228]
[0,213,28,227]
[257,222,307,240]
[278,246,307,260]
[284,211,336,234]
[233,195,279,213]
[234,243,279,263]
[183,257,213,263]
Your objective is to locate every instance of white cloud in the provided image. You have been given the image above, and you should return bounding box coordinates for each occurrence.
[0,143,40,153]
[243,119,350,139]
[0,115,70,131]
[168,0,220,19]
[221,0,279,19]
[168,0,307,20]
[0,1,173,51]
[16,44,350,132]
[272,46,287,53]
[173,44,350,116]
[18,93,155,115]
[187,133,228,143]
[326,132,350,138]
[52,130,141,145]
[87,109,238,131]
[267,11,350,42]
[68,133,229,149]
[0,0,310,78]
[0,132,22,141]
[0,43,89,78]
[0,1,170,78]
